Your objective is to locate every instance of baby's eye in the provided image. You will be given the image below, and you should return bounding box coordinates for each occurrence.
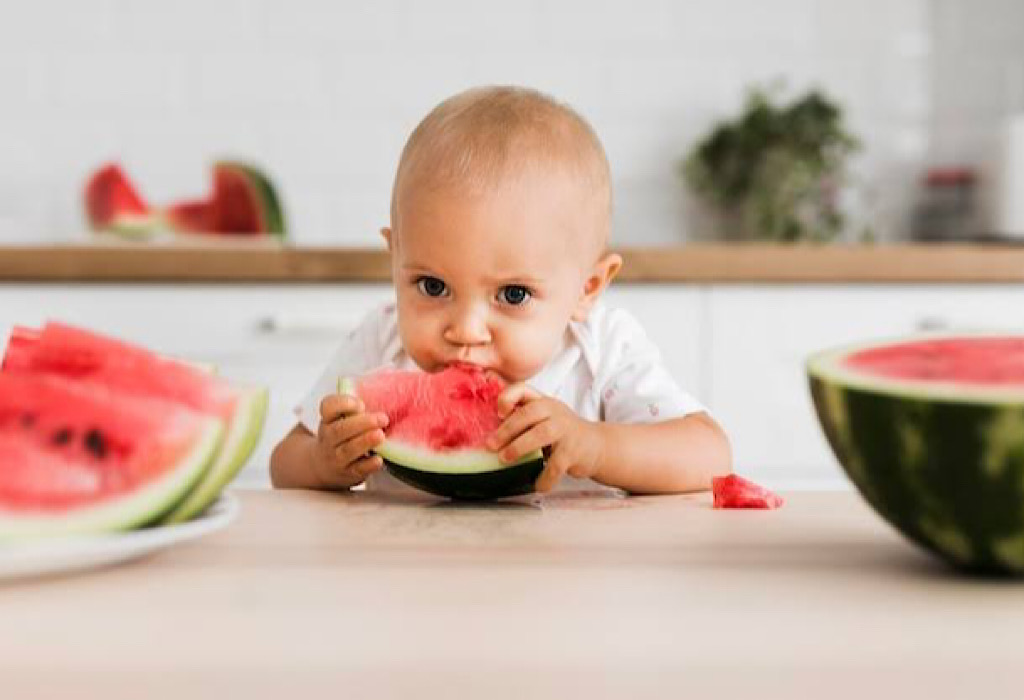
[416,276,449,298]
[499,285,531,306]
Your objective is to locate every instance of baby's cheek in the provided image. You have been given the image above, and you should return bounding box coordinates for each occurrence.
[397,314,442,370]
[496,325,562,382]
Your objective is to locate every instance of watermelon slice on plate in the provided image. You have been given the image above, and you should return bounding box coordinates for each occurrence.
[712,474,784,509]
[339,364,544,500]
[2,323,268,524]
[0,373,222,539]
[808,334,1024,574]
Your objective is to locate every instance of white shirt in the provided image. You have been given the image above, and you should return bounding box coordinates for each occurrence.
[295,301,706,493]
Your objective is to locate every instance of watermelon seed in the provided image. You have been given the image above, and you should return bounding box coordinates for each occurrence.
[84,428,108,459]
[19,413,36,427]
[51,428,74,446]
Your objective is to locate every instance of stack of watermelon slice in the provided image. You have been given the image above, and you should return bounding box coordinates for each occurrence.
[0,323,268,539]
[84,161,286,239]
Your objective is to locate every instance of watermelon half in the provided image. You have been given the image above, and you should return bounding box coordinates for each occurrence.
[0,374,223,539]
[807,335,1024,575]
[3,323,268,524]
[339,364,544,500]
[83,163,160,237]
[165,161,286,238]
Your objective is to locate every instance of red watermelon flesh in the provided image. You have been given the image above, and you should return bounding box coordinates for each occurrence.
[354,364,506,451]
[165,165,269,235]
[0,373,213,511]
[1,326,39,372]
[84,163,149,230]
[4,322,237,421]
[211,166,265,233]
[164,199,216,233]
[844,337,1024,385]
[713,474,784,509]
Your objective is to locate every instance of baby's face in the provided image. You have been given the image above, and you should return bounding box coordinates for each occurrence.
[385,170,611,383]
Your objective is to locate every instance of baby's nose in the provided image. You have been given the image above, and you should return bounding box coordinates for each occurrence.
[444,306,491,346]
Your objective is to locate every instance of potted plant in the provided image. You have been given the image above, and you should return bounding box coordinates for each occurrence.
[683,85,860,242]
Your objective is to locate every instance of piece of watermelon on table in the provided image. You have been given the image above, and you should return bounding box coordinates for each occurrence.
[712,474,784,509]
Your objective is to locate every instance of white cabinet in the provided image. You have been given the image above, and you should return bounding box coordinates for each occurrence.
[706,285,1024,488]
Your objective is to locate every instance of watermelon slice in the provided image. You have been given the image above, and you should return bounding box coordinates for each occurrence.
[712,474,784,509]
[165,161,286,238]
[808,334,1024,574]
[339,364,544,500]
[0,373,223,539]
[3,323,267,523]
[83,163,160,237]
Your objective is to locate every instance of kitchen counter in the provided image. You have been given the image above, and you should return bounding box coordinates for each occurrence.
[4,242,1024,283]
[2,489,1021,699]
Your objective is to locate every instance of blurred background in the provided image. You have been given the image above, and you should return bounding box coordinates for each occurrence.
[1,0,1022,246]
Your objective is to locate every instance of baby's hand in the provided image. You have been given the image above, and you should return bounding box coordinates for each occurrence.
[313,394,389,489]
[485,384,605,493]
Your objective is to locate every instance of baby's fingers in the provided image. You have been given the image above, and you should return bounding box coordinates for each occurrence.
[486,400,549,452]
[495,383,541,418]
[498,419,556,464]
[347,454,384,480]
[320,393,363,422]
[535,452,568,493]
[335,426,387,466]
[325,411,389,446]
[320,454,383,490]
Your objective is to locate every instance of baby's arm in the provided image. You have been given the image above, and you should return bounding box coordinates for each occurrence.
[588,412,731,494]
[270,395,389,489]
[488,385,731,495]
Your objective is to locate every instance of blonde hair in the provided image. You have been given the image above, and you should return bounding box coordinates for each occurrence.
[390,85,612,239]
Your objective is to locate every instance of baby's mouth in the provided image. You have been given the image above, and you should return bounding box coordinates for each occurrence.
[443,360,505,383]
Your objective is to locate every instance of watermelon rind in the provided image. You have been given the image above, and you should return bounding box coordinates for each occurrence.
[103,212,163,239]
[161,384,268,524]
[807,334,1024,575]
[0,418,224,541]
[384,458,545,501]
[339,376,545,499]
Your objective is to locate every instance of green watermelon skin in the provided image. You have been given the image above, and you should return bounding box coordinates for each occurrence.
[808,374,1024,575]
[385,458,544,501]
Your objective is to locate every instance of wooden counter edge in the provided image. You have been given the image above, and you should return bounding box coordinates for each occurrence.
[1,243,1023,283]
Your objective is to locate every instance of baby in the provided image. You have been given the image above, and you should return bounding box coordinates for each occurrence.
[271,86,731,494]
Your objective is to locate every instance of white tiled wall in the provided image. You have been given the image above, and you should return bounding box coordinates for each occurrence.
[0,0,950,245]
[930,0,1024,230]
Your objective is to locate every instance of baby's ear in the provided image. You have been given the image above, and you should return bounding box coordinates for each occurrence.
[380,227,394,252]
[571,252,622,322]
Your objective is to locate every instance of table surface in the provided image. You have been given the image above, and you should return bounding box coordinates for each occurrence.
[3,488,1022,699]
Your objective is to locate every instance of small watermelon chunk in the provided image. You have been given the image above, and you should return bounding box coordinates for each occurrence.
[2,322,267,523]
[0,374,223,539]
[340,364,544,500]
[83,163,159,237]
[712,474,784,509]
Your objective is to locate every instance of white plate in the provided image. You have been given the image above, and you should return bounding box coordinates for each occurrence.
[0,493,239,583]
